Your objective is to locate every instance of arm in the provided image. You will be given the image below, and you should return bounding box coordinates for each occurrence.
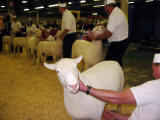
[59,29,69,40]
[94,30,112,41]
[79,80,136,105]
[88,29,112,41]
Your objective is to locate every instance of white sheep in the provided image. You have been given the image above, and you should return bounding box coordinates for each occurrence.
[27,30,42,60]
[13,37,28,55]
[2,36,14,53]
[72,26,105,70]
[47,35,56,42]
[37,38,63,64]
[44,56,124,120]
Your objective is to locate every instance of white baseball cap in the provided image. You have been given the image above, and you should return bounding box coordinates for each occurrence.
[153,54,160,63]
[104,0,116,6]
[58,3,67,8]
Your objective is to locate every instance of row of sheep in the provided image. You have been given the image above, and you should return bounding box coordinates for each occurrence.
[2,30,62,64]
[2,26,105,70]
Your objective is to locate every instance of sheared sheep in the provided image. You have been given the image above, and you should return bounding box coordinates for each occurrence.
[72,26,105,70]
[2,36,14,53]
[13,37,28,55]
[37,38,63,64]
[27,30,42,60]
[44,56,124,120]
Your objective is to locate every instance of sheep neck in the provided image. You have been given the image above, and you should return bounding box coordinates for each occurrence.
[56,40,63,49]
[91,40,102,49]
[91,40,102,57]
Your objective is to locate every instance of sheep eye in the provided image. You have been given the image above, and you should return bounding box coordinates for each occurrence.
[56,70,60,73]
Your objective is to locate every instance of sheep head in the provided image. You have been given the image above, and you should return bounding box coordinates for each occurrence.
[92,25,105,37]
[36,29,42,38]
[44,56,83,94]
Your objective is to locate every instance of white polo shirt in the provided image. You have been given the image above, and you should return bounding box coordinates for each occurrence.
[61,9,76,34]
[107,7,128,43]
[129,80,160,120]
[11,21,22,33]
[26,24,37,37]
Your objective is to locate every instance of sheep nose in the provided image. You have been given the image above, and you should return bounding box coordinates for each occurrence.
[69,84,78,91]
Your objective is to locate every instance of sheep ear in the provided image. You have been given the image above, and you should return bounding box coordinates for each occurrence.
[75,55,83,64]
[44,63,56,71]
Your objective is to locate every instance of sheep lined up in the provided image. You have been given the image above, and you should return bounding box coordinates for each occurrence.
[2,36,14,53]
[37,38,63,64]
[27,30,42,60]
[13,37,29,55]
[72,25,105,70]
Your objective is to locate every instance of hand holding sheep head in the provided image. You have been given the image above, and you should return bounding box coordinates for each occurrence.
[44,56,83,94]
[88,25,106,41]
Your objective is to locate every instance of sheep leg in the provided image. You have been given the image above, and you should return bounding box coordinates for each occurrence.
[28,48,32,58]
[43,55,47,63]
[26,47,29,58]
[33,50,37,62]
[36,56,40,64]
[17,47,20,54]
[37,53,41,64]
[9,44,11,53]
[53,56,57,63]
[13,45,16,55]
[2,42,5,53]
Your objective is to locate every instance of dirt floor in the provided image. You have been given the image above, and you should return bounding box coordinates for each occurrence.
[0,46,154,120]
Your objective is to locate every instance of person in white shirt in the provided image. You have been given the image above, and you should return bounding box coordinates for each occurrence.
[58,2,77,58]
[78,53,160,120]
[88,0,128,66]
[26,18,37,37]
[11,16,22,37]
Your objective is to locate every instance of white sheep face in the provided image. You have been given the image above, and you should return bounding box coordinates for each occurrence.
[44,56,83,94]
[92,25,105,37]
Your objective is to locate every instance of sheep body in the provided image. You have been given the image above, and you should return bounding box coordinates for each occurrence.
[72,40,102,70]
[72,26,105,70]
[2,36,13,53]
[27,36,41,60]
[13,37,28,55]
[27,30,42,59]
[37,39,62,64]
[64,61,124,120]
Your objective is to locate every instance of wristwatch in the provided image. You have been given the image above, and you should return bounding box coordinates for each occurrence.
[86,85,92,95]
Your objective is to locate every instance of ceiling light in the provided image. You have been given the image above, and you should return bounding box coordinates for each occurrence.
[24,8,29,11]
[129,2,135,4]
[1,6,5,8]
[68,2,72,4]
[92,13,98,15]
[22,1,28,4]
[35,6,44,10]
[145,0,154,2]
[93,4,104,7]
[48,4,58,7]
[80,0,86,3]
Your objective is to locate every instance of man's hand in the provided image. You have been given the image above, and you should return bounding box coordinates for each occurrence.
[59,34,65,40]
[102,110,119,120]
[103,109,130,120]
[78,76,88,93]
